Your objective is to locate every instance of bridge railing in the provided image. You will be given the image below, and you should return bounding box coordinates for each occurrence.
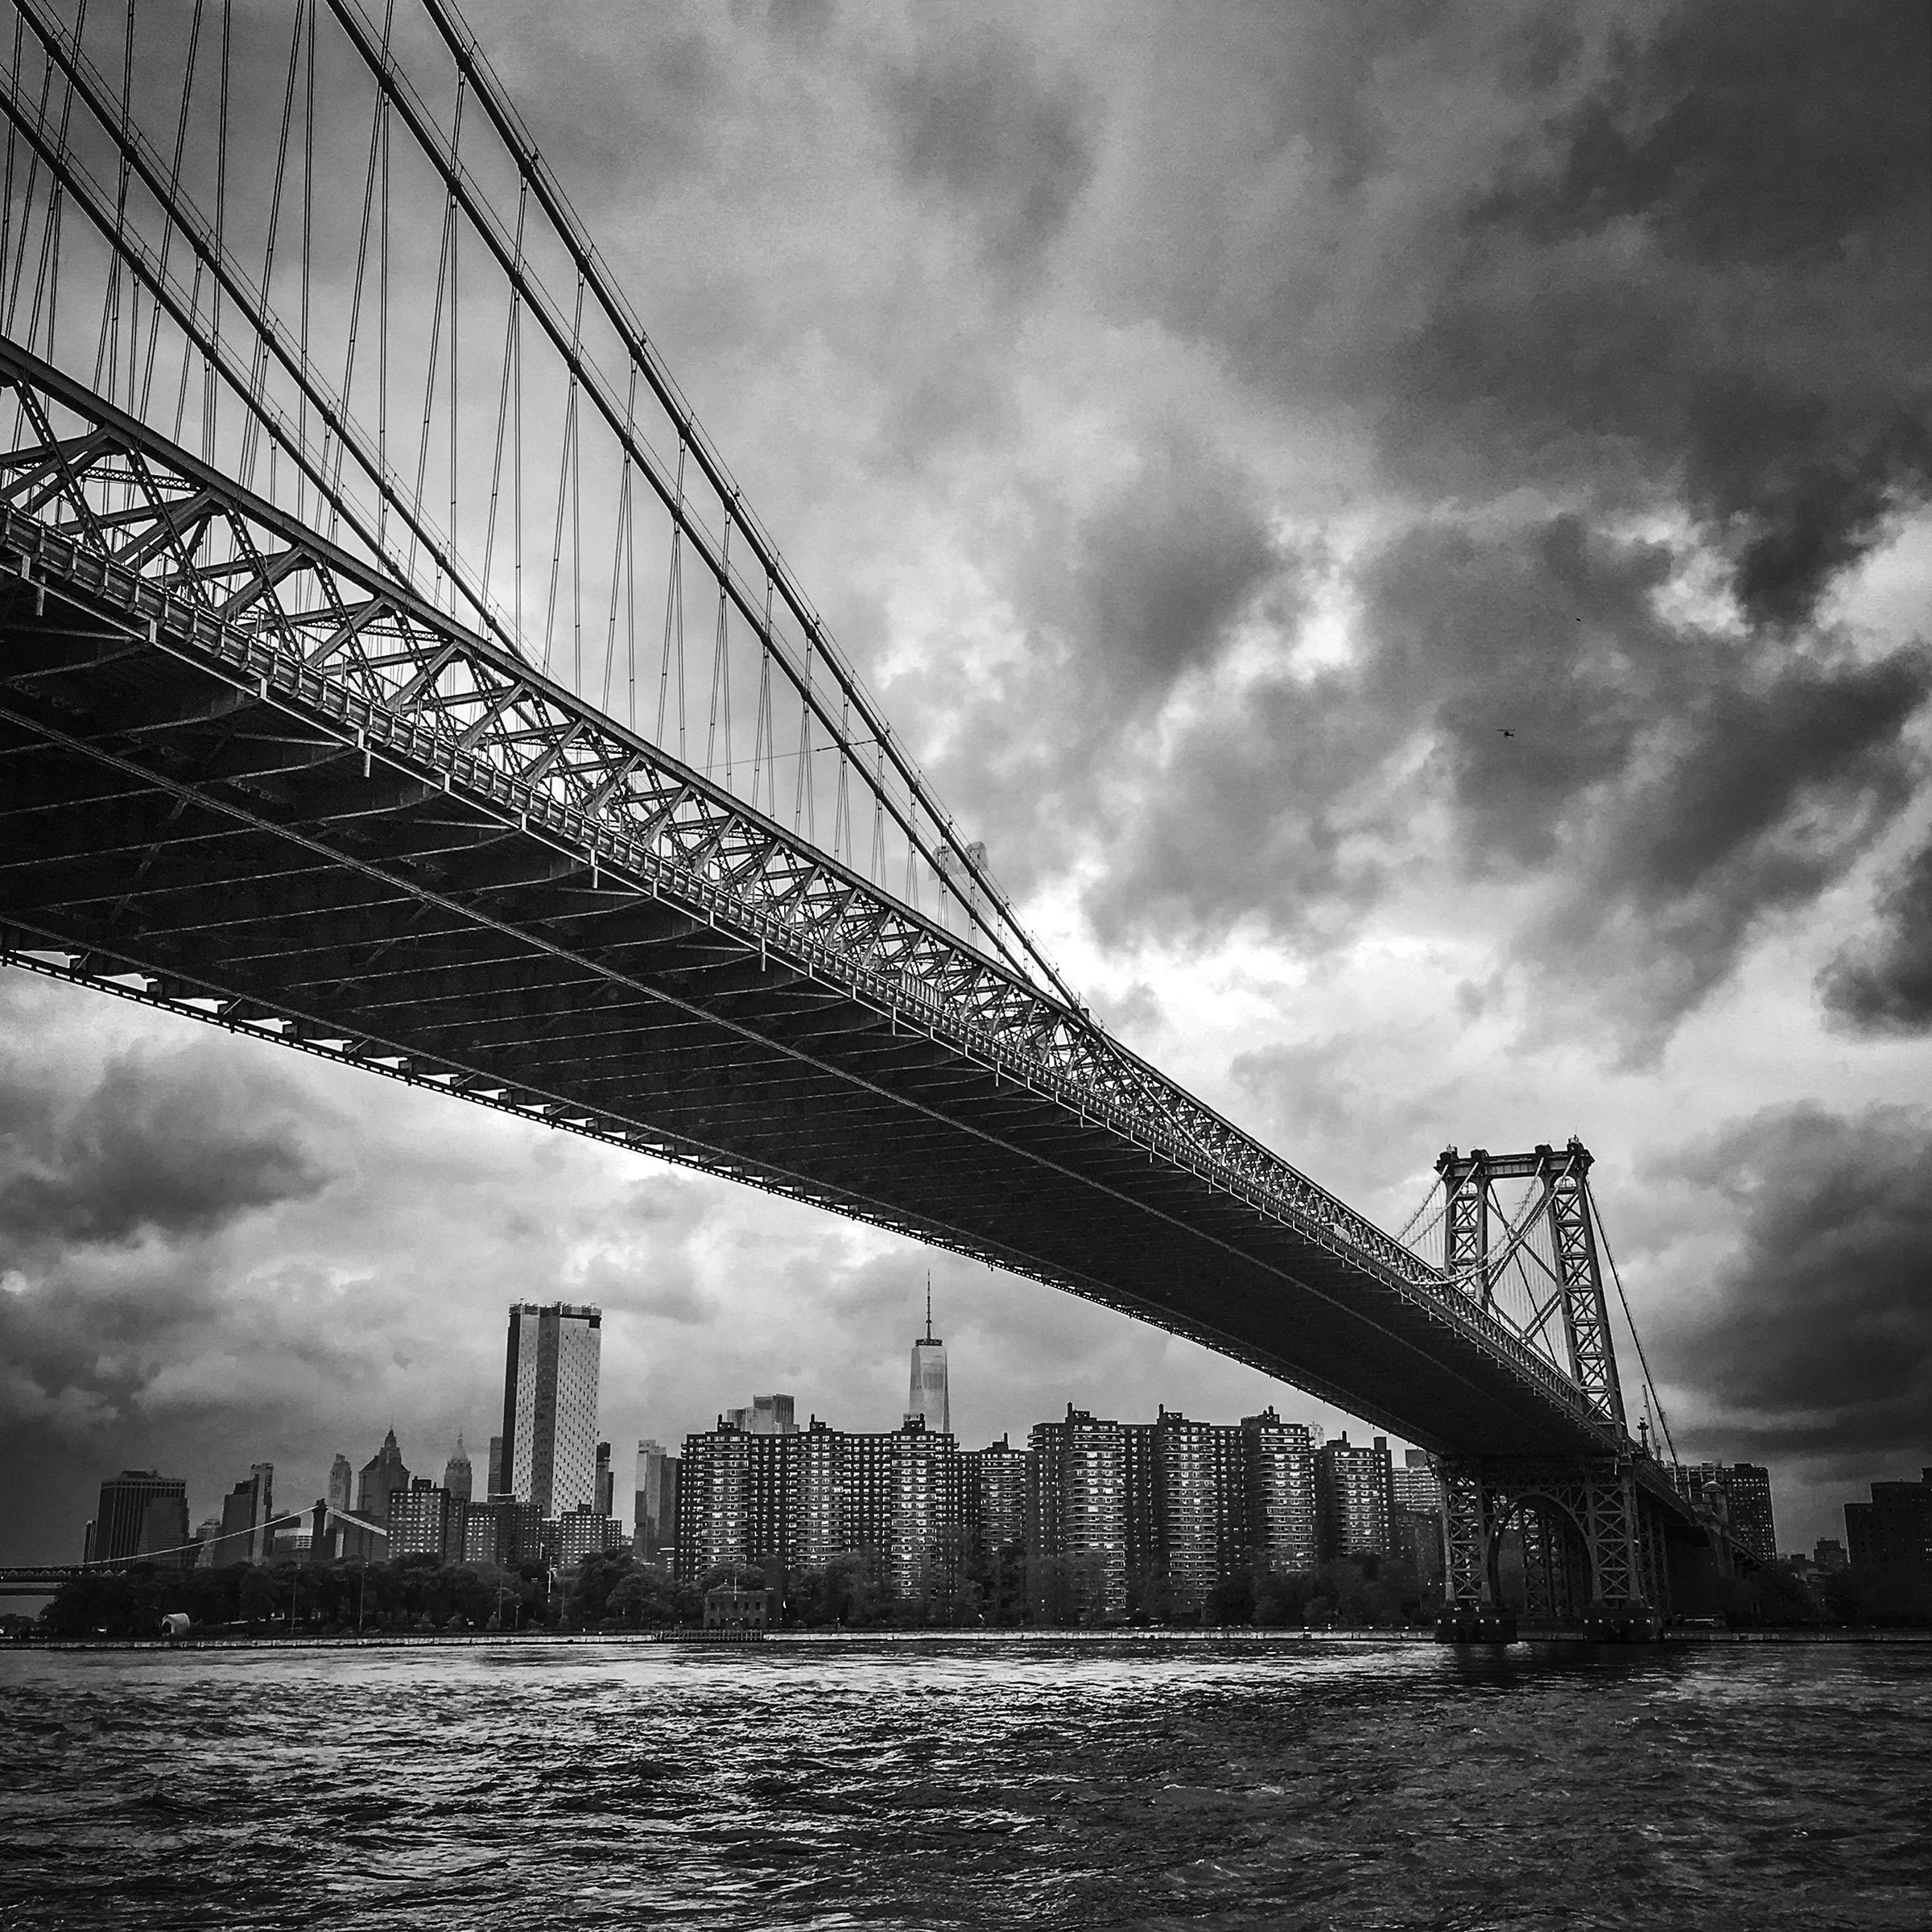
[0,344,1604,1430]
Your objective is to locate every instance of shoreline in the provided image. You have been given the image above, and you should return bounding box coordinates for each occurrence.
[10,1624,1932,1655]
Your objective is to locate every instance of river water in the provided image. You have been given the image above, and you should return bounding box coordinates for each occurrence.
[1,1638,1926,1930]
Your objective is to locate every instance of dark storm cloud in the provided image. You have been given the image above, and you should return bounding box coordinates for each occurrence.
[886,38,1094,271]
[1820,836,1932,1036]
[0,1045,335,1251]
[1098,3,1926,624]
[1384,0,1932,628]
[1075,431,1285,694]
[1084,512,1930,1025]
[1079,663,1378,948]
[1655,1104,1932,1463]
[923,431,1298,907]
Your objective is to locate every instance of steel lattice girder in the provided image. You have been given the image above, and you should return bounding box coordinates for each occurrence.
[1435,1455,1700,1610]
[1,345,1630,1458]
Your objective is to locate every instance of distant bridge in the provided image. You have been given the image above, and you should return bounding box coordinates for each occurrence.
[0,0,1724,1625]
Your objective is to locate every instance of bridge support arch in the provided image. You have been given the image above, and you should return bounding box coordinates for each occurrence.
[1436,1456,1668,1642]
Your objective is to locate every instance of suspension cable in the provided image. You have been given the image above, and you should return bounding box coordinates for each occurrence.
[1587,1188,1678,1465]
[237,1,306,492]
[138,0,202,418]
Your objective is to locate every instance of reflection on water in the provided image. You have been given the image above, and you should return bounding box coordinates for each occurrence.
[2,1640,1929,1930]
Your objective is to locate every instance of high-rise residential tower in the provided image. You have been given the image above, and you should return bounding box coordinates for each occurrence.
[906,1278,950,1438]
[444,1437,474,1505]
[1240,1409,1318,1572]
[499,1302,602,1516]
[961,1435,1028,1558]
[1028,1407,1127,1620]
[1315,1435,1394,1560]
[1391,1448,1443,1517]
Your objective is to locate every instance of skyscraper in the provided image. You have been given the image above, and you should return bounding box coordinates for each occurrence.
[89,1470,191,1567]
[724,1393,798,1435]
[634,1439,681,1567]
[327,1454,354,1516]
[213,1463,275,1567]
[357,1430,411,1525]
[595,1441,613,1517]
[500,1302,602,1515]
[444,1437,474,1505]
[906,1278,949,1438]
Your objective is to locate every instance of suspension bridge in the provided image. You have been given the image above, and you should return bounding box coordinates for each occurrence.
[0,0,1735,1633]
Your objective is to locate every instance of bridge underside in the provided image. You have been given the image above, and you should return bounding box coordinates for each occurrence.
[1,543,1623,1464]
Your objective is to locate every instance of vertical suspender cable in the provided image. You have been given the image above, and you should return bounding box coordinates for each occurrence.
[89,0,133,403]
[204,0,228,468]
[3,34,56,337]
[0,14,21,291]
[447,77,458,615]
[708,514,731,783]
[407,74,464,588]
[601,363,636,714]
[795,630,812,836]
[543,271,583,678]
[570,309,581,692]
[138,0,202,418]
[625,421,638,728]
[481,180,525,634]
[657,440,684,753]
[24,0,86,362]
[375,15,389,558]
[239,2,303,493]
[295,0,312,524]
[752,579,773,813]
[328,0,392,543]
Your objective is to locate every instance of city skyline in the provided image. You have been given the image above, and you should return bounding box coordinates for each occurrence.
[36,1278,1463,1567]
[49,1290,1800,1595]
[2,1247,1872,1572]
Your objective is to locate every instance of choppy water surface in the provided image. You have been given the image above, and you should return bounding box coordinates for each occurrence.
[2,1639,1928,1930]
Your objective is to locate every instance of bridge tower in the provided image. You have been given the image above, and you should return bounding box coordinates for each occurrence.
[1429,1141,1666,1641]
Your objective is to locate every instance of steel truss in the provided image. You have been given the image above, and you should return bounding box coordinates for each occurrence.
[1437,1455,1669,1617]
[0,0,1059,989]
[1433,1141,1625,1421]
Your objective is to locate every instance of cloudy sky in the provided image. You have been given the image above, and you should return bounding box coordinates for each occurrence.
[4,0,1930,1563]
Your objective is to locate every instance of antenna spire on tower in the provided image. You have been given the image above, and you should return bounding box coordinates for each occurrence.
[924,1269,934,1344]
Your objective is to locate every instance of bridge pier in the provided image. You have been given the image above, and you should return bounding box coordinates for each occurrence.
[1435,1455,1666,1643]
